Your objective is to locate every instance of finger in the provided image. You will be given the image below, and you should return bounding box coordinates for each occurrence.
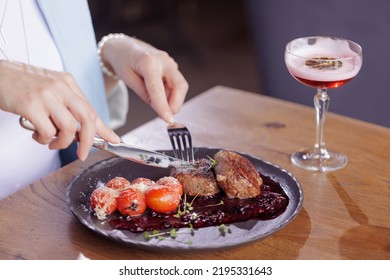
[95,117,121,143]
[63,92,120,159]
[31,125,56,144]
[75,121,94,162]
[122,69,176,122]
[62,97,97,161]
[61,75,109,159]
[163,69,188,114]
[144,74,175,123]
[47,108,79,151]
[48,128,77,154]
[121,70,151,104]
[58,74,120,158]
[26,113,57,145]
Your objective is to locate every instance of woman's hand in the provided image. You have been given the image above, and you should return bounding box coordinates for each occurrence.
[100,35,189,123]
[0,60,121,160]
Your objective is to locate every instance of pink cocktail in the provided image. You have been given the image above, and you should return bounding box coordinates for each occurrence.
[285,36,362,172]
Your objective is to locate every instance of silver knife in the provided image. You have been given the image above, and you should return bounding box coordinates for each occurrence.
[19,117,186,168]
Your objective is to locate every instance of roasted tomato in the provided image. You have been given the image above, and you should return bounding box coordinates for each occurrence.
[156,176,183,196]
[145,186,181,213]
[131,177,155,193]
[90,187,118,219]
[132,177,155,187]
[116,188,146,216]
[106,176,131,190]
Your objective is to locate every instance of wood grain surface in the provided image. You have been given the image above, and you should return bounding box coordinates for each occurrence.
[0,86,389,260]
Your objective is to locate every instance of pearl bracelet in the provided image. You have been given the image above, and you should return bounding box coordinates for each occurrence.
[97,33,126,79]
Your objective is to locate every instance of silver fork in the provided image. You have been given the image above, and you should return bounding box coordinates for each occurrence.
[167,122,194,162]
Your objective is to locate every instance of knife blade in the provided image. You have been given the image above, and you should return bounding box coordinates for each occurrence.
[19,117,186,168]
[92,136,185,168]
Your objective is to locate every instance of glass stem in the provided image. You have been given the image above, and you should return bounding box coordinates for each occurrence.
[314,88,330,158]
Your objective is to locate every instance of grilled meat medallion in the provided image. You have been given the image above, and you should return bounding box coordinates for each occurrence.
[214,150,262,199]
[170,158,220,197]
[171,150,262,199]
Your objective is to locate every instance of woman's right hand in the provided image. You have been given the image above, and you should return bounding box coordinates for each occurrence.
[0,60,120,161]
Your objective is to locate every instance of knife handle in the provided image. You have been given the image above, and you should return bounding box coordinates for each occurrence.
[19,117,81,142]
[19,117,109,149]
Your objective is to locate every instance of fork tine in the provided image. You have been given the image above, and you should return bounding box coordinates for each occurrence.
[184,133,194,162]
[170,132,187,161]
[167,122,194,162]
[168,133,180,159]
[168,129,184,160]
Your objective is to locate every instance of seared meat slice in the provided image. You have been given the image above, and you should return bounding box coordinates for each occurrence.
[170,158,220,196]
[214,150,262,199]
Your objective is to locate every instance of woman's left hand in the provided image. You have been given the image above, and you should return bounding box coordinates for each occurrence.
[99,35,189,123]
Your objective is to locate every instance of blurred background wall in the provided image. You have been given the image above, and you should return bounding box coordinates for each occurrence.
[88,0,390,135]
[88,0,259,135]
[246,0,390,128]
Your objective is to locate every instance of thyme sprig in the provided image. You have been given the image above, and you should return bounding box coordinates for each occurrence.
[205,200,224,207]
[218,224,231,236]
[206,156,218,171]
[173,193,198,218]
[143,227,194,245]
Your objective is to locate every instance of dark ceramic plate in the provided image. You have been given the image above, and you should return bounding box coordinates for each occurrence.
[66,147,303,251]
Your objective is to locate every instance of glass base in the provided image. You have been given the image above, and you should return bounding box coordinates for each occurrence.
[291,148,348,172]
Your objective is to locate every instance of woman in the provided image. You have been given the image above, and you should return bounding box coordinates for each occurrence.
[0,0,188,199]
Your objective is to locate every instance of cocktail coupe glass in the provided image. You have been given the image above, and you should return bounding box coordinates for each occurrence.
[285,36,362,172]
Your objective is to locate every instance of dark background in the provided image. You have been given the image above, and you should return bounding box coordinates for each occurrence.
[88,0,259,135]
[88,0,390,134]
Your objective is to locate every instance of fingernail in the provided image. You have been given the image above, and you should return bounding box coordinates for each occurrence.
[112,132,121,143]
[163,112,175,123]
[79,152,87,162]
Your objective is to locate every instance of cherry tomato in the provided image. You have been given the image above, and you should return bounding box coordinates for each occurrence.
[156,176,183,196]
[116,188,146,216]
[106,176,130,190]
[132,177,155,187]
[131,177,155,193]
[90,187,117,218]
[145,186,181,213]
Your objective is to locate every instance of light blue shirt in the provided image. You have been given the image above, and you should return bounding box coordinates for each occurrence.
[36,0,110,124]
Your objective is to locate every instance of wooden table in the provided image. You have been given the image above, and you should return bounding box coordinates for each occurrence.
[0,86,389,260]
